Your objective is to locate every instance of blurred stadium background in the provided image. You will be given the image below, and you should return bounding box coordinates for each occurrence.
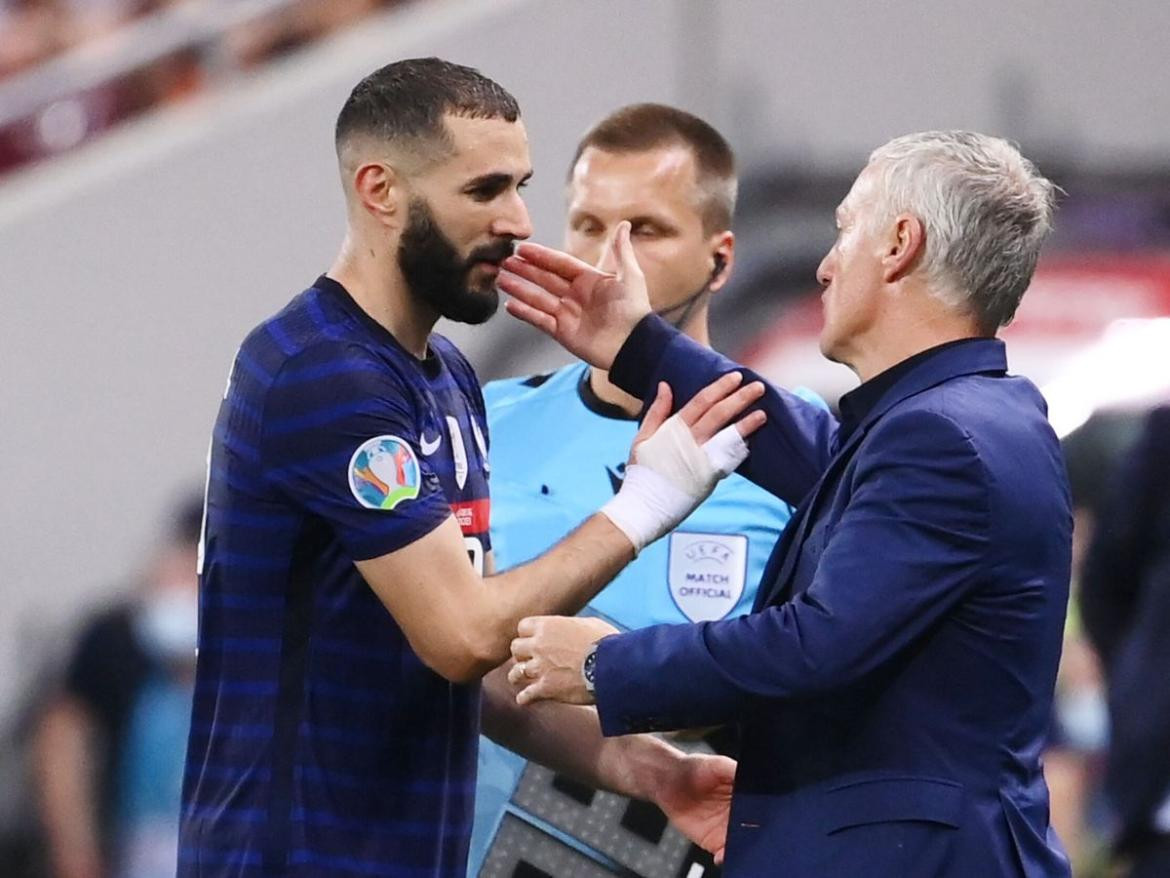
[2,0,1169,875]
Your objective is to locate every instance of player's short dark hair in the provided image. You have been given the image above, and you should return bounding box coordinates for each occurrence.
[335,57,520,162]
[568,103,737,233]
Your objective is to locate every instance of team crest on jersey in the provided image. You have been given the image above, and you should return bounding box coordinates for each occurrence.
[348,435,421,510]
[667,532,748,621]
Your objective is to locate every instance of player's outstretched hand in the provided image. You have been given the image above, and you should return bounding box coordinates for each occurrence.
[600,375,766,554]
[498,220,651,370]
[632,371,767,464]
[654,752,736,865]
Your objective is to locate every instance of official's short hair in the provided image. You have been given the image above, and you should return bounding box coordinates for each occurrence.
[568,103,737,233]
[865,130,1057,334]
[335,57,520,164]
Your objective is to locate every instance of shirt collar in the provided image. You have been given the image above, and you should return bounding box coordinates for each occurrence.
[312,274,444,379]
[838,338,989,437]
[577,365,638,421]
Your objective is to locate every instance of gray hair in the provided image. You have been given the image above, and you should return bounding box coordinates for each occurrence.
[865,131,1056,332]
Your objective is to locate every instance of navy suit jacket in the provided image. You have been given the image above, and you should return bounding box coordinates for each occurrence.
[595,316,1073,877]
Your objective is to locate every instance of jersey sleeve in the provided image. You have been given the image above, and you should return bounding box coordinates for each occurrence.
[260,343,452,560]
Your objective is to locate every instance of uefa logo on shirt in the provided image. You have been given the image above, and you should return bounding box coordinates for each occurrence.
[348,435,422,510]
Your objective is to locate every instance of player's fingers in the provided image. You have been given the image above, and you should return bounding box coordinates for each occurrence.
[735,409,768,440]
[691,381,765,444]
[497,268,564,316]
[631,382,672,448]
[500,255,576,299]
[676,372,743,427]
[509,242,596,283]
[504,299,558,336]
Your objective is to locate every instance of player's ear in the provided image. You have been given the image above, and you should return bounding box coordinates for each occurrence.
[353,161,404,227]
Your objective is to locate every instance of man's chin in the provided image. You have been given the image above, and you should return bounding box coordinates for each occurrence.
[441,288,499,325]
[819,334,844,365]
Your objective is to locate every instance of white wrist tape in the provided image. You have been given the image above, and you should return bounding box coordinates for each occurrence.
[600,464,694,554]
[601,415,750,553]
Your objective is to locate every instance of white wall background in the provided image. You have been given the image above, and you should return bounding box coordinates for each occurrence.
[1,0,1168,720]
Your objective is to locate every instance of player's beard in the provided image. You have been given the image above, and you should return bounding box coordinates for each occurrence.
[397,198,512,325]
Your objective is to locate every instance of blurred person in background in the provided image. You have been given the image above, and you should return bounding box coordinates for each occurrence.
[1043,521,1110,874]
[470,102,819,877]
[1081,405,1170,878]
[32,495,201,878]
[1041,416,1135,875]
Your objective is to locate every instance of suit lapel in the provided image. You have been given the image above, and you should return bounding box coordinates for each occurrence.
[753,425,872,609]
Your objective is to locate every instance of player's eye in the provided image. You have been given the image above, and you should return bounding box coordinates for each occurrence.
[469,185,502,202]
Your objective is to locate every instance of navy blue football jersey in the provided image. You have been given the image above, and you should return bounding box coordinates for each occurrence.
[180,276,490,878]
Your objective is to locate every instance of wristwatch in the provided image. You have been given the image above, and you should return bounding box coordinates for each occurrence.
[582,642,600,695]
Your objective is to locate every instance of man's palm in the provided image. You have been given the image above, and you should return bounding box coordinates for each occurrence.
[499,221,652,369]
[563,270,645,364]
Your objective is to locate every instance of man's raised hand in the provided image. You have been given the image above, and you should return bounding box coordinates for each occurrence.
[498,220,651,369]
[605,374,765,555]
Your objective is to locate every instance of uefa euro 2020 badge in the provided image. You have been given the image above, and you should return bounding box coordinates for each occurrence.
[348,435,422,510]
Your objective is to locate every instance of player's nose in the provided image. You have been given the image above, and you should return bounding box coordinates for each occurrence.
[493,193,533,241]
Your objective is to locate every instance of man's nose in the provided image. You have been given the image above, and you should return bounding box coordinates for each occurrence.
[493,193,533,241]
[816,252,833,287]
[594,227,620,273]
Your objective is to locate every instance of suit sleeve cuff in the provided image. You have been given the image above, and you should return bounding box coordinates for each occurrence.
[609,314,681,401]
[593,622,744,736]
[594,632,651,736]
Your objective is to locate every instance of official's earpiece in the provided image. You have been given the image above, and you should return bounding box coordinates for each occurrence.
[711,253,727,282]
